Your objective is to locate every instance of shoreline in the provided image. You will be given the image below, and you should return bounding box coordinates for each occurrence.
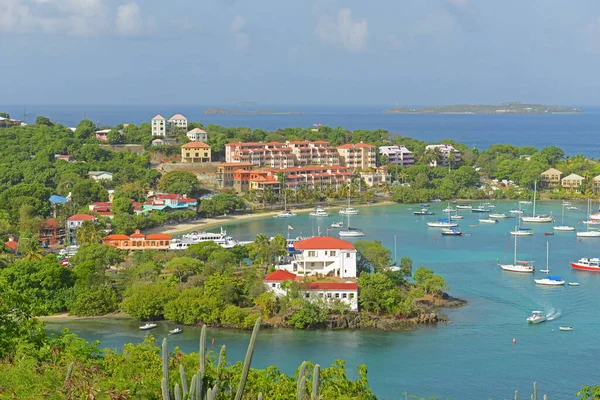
[146,200,396,236]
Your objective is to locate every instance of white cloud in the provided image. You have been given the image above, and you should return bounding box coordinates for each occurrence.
[0,0,150,36]
[230,15,250,52]
[314,7,368,52]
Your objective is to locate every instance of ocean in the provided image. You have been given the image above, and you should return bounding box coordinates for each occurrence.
[0,104,598,156]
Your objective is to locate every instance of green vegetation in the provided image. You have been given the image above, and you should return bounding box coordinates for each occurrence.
[383,102,583,114]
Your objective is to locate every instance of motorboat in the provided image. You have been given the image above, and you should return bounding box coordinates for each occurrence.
[471,207,490,213]
[456,204,472,210]
[526,311,547,324]
[442,207,456,213]
[571,257,600,272]
[419,203,431,208]
[521,182,553,223]
[498,231,535,273]
[562,201,572,206]
[171,228,250,250]
[520,200,533,205]
[309,207,329,217]
[567,206,579,210]
[338,227,365,237]
[414,209,434,216]
[440,227,462,236]
[330,221,344,228]
[427,218,458,228]
[479,219,499,224]
[568,282,580,286]
[554,201,575,231]
[509,209,524,214]
[140,323,158,330]
[544,231,554,236]
[450,214,463,220]
[276,210,297,218]
[339,207,359,215]
[510,228,533,236]
[489,213,511,219]
[535,244,564,285]
[482,202,496,209]
[169,328,183,335]
[559,326,574,331]
[582,220,600,225]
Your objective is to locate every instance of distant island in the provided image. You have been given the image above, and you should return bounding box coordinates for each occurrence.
[382,102,583,115]
[204,108,302,115]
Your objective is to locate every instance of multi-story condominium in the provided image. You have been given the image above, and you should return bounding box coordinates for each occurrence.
[336,142,376,170]
[168,114,188,131]
[151,114,167,137]
[186,128,208,142]
[225,141,296,168]
[181,142,211,163]
[540,168,562,188]
[287,140,340,166]
[424,144,462,167]
[359,166,392,187]
[561,173,585,192]
[217,162,254,188]
[379,145,414,167]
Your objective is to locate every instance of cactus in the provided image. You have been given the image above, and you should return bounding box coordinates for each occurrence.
[189,374,197,400]
[533,382,538,400]
[311,364,320,400]
[543,395,548,400]
[161,378,169,400]
[217,345,226,370]
[174,383,182,400]
[179,364,188,398]
[297,361,307,399]
[162,338,169,400]
[258,394,263,400]
[234,317,262,400]
[196,370,203,400]
[515,390,518,400]
[64,361,74,385]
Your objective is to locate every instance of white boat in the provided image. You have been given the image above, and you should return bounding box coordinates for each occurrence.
[562,201,572,206]
[534,243,565,286]
[489,213,511,219]
[577,199,600,238]
[568,282,580,286]
[527,311,547,324]
[479,219,499,224]
[140,323,157,330]
[567,206,579,210]
[450,214,463,220]
[482,202,496,209]
[171,228,249,250]
[442,207,456,213]
[559,326,574,331]
[339,208,364,237]
[309,207,329,217]
[456,204,472,209]
[499,230,535,273]
[509,209,524,214]
[520,200,533,205]
[521,182,553,223]
[169,328,183,335]
[440,227,462,236]
[339,207,359,215]
[554,201,575,231]
[330,221,344,228]
[427,219,459,228]
[276,190,296,218]
[510,228,533,236]
[471,207,490,213]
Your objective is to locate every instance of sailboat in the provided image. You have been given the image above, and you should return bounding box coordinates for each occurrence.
[338,207,364,237]
[521,182,553,223]
[427,207,459,228]
[510,203,533,236]
[276,188,296,218]
[577,198,600,238]
[553,201,575,231]
[498,229,535,273]
[535,242,565,285]
[339,188,359,215]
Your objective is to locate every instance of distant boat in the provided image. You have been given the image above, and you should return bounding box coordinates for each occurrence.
[567,206,579,210]
[568,282,580,286]
[544,231,554,236]
[338,203,364,237]
[419,203,430,208]
[489,213,511,219]
[471,207,490,213]
[339,191,359,215]
[554,201,575,232]
[499,231,535,273]
[276,189,296,218]
[509,209,524,214]
[526,311,547,324]
[450,214,463,220]
[521,182,553,223]
[520,200,533,205]
[479,219,499,224]
[571,257,600,272]
[534,242,565,286]
[440,227,462,236]
[169,328,183,335]
[309,207,328,217]
[456,204,472,209]
[414,209,434,215]
[140,323,157,330]
[330,221,344,228]
[577,199,600,238]
[427,218,458,228]
[510,228,533,236]
[559,326,574,331]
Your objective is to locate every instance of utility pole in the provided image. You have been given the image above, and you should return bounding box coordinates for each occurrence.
[23,106,27,124]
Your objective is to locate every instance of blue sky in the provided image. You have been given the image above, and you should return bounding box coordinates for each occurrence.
[1,0,600,106]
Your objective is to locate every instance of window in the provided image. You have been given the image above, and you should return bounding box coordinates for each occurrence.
[324,251,328,256]
[342,293,347,298]
[346,252,351,258]
[272,283,276,288]
[335,293,340,298]
[330,251,336,257]
[305,293,310,298]
[349,293,355,299]
[310,262,315,267]
[308,251,316,257]
[327,293,332,298]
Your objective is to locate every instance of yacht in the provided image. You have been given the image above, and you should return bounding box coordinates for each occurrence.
[414,208,434,216]
[309,207,329,217]
[456,204,472,210]
[521,182,553,223]
[440,227,462,236]
[479,219,499,224]
[553,201,575,231]
[571,257,600,272]
[577,199,600,238]
[510,227,533,236]
[338,210,365,237]
[526,311,547,324]
[427,218,458,228]
[534,242,565,285]
[139,323,157,330]
[171,228,249,250]
[498,231,535,273]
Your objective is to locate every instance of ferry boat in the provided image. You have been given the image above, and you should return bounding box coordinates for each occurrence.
[526,311,546,324]
[571,257,600,272]
[170,228,250,250]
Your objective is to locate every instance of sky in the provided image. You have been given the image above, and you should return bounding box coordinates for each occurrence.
[1,0,600,106]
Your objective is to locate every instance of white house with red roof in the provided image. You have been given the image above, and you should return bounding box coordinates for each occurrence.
[4,236,18,253]
[151,114,167,137]
[187,128,208,142]
[67,214,97,230]
[278,236,357,278]
[264,270,358,311]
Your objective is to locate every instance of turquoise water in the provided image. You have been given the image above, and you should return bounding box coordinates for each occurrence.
[46,201,600,399]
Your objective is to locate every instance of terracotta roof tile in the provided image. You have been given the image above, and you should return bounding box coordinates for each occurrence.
[264,270,297,281]
[294,236,355,250]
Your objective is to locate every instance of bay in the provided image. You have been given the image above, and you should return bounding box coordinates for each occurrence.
[46,200,600,399]
[1,104,599,156]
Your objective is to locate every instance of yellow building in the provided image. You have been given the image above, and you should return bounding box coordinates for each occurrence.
[561,173,585,192]
[181,142,211,163]
[540,168,562,188]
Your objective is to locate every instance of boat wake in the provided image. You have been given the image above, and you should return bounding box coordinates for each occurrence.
[546,308,561,321]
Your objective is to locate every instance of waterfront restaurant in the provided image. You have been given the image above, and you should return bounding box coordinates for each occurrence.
[103,229,172,250]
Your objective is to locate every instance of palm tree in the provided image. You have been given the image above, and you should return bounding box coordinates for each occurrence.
[18,235,44,261]
[447,151,457,171]
[76,221,105,245]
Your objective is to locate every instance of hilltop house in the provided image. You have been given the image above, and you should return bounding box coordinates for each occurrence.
[88,171,113,181]
[67,214,97,230]
[264,270,358,311]
[181,142,211,163]
[540,168,562,188]
[187,128,208,142]
[561,173,585,193]
[151,115,167,137]
[168,114,188,132]
[103,230,173,250]
[277,236,357,278]
[4,236,18,253]
[95,129,111,141]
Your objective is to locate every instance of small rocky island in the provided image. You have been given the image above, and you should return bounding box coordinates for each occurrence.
[204,108,301,115]
[382,102,583,114]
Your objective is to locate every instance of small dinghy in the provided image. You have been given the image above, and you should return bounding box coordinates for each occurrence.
[559,326,574,331]
[169,328,183,335]
[544,232,554,236]
[479,219,499,224]
[568,282,580,286]
[139,323,157,330]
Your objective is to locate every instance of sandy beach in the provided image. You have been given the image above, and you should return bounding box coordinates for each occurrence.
[147,201,396,236]
[39,312,131,321]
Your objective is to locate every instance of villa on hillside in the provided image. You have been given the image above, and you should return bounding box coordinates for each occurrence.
[181,142,211,163]
[359,166,392,187]
[187,128,208,142]
[4,236,18,253]
[103,230,173,250]
[561,173,585,193]
[379,145,415,167]
[88,171,113,181]
[168,114,188,131]
[277,236,357,278]
[67,214,97,230]
[593,175,600,193]
[151,114,188,137]
[540,168,562,188]
[264,270,358,311]
[424,144,462,167]
[143,193,197,211]
[39,218,66,246]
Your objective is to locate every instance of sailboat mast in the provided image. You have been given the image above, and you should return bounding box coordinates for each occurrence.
[532,181,537,217]
[513,229,518,264]
[394,235,397,265]
[561,201,565,225]
[546,241,549,272]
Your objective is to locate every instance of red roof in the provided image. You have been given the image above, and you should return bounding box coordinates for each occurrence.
[355,142,375,148]
[130,230,145,238]
[294,236,355,250]
[264,270,297,281]
[337,144,355,149]
[68,214,96,221]
[41,218,60,228]
[306,282,358,290]
[4,237,17,251]
[146,233,173,240]
[181,141,210,149]
[218,162,254,167]
[104,234,130,241]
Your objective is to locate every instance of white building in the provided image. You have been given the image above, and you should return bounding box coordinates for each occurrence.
[264,270,358,311]
[379,145,414,167]
[168,114,188,131]
[88,171,113,181]
[360,166,392,187]
[424,144,462,167]
[278,236,357,278]
[187,128,208,142]
[67,214,97,230]
[151,114,167,137]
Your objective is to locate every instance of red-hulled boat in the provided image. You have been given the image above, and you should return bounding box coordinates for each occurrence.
[571,257,600,272]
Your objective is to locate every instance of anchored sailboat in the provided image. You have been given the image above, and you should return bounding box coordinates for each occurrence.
[498,229,535,273]
[521,181,553,223]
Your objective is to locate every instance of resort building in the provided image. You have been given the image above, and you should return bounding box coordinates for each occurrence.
[88,171,113,181]
[277,236,357,278]
[67,214,97,230]
[593,175,600,193]
[359,166,392,187]
[540,168,563,188]
[225,142,296,168]
[168,114,188,132]
[217,162,254,189]
[143,194,197,211]
[336,142,377,170]
[379,145,415,167]
[151,114,167,137]
[561,173,585,192]
[4,236,18,253]
[424,144,462,167]
[287,141,340,166]
[0,116,24,128]
[181,142,211,163]
[103,230,173,250]
[187,128,208,142]
[89,200,143,217]
[39,218,66,246]
[264,270,358,311]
